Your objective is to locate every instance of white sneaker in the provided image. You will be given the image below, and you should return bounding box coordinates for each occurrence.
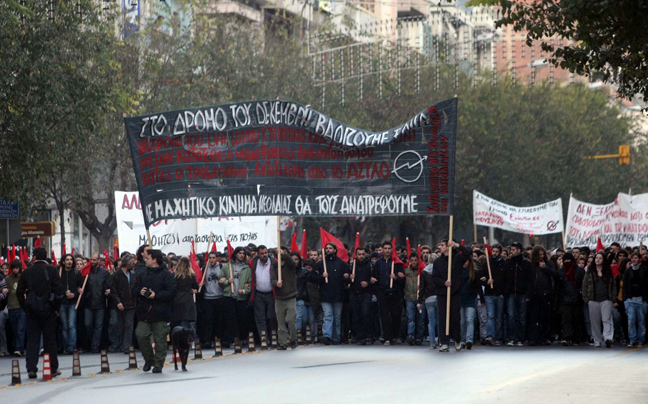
[455,342,462,351]
[439,344,449,352]
[429,344,437,350]
[507,341,515,347]
[516,342,524,347]
[383,340,391,346]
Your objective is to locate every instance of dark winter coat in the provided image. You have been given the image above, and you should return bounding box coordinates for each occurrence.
[372,257,405,295]
[349,258,373,294]
[16,260,65,315]
[172,275,198,322]
[582,269,617,303]
[483,256,507,296]
[60,268,83,306]
[132,265,177,323]
[312,255,350,303]
[432,245,471,296]
[84,266,111,309]
[418,265,436,304]
[111,269,137,310]
[297,268,310,302]
[556,266,585,305]
[505,255,532,296]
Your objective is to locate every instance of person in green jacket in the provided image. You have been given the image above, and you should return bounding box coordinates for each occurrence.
[220,247,252,342]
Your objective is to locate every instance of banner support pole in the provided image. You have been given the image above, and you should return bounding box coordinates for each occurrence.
[277,216,282,283]
[445,215,453,335]
[483,237,494,289]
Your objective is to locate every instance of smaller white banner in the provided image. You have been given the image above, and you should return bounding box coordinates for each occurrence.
[473,190,564,235]
[116,191,278,256]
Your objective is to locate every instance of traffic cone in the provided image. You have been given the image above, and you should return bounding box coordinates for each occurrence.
[247,332,256,353]
[42,353,52,380]
[234,338,242,354]
[260,331,268,351]
[128,346,138,369]
[214,337,222,357]
[194,340,203,360]
[271,329,278,349]
[72,352,82,376]
[11,360,21,385]
[306,325,312,345]
[100,350,111,373]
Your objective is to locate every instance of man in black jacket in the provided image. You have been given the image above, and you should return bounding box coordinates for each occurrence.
[133,249,177,373]
[481,244,507,346]
[111,255,137,353]
[59,253,83,354]
[312,243,350,345]
[349,248,373,345]
[432,240,470,352]
[16,247,65,379]
[372,241,405,346]
[82,252,111,353]
[505,242,532,346]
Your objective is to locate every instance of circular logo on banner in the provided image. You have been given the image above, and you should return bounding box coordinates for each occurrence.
[392,150,428,183]
[546,221,558,232]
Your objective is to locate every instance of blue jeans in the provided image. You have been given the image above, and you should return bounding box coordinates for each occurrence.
[405,300,425,339]
[507,295,527,343]
[485,295,505,341]
[460,306,476,344]
[9,309,26,352]
[625,299,647,344]
[296,300,312,331]
[84,307,105,351]
[59,304,77,351]
[321,302,343,342]
[425,299,438,346]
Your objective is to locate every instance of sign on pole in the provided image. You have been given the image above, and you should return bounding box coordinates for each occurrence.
[0,200,19,220]
[124,99,458,227]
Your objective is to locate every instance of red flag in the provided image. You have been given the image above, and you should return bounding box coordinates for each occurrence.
[71,247,76,256]
[484,243,492,256]
[461,239,465,246]
[390,237,404,265]
[80,261,91,277]
[10,245,15,262]
[226,239,234,260]
[20,247,27,269]
[103,250,111,270]
[0,258,3,265]
[190,240,203,284]
[62,243,67,256]
[211,242,217,252]
[113,245,118,261]
[406,237,412,258]
[596,237,605,253]
[417,245,426,275]
[51,250,58,266]
[291,233,299,253]
[320,228,349,263]
[352,232,360,260]
[300,230,308,260]
[34,237,42,248]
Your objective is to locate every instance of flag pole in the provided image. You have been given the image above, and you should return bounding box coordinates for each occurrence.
[390,261,394,288]
[445,215,454,335]
[473,224,477,243]
[228,239,234,294]
[483,237,494,289]
[321,248,329,283]
[75,275,89,310]
[146,229,152,250]
[351,232,359,283]
[277,216,282,283]
[198,232,214,293]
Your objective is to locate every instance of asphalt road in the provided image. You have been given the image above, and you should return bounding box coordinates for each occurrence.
[1,343,646,404]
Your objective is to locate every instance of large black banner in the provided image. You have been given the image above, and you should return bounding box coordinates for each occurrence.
[124,98,457,228]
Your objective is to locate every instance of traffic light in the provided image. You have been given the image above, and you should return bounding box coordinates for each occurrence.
[619,145,630,165]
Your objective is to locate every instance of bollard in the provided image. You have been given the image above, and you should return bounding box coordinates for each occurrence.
[271,329,278,349]
[11,360,21,385]
[234,338,242,354]
[298,331,304,346]
[247,332,256,353]
[306,325,312,345]
[128,346,138,370]
[72,352,82,376]
[260,331,268,351]
[42,353,52,380]
[214,337,222,357]
[99,350,111,374]
[194,340,203,360]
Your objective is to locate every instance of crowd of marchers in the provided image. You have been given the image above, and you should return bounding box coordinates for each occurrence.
[0,239,645,376]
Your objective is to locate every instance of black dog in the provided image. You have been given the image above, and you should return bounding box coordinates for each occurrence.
[171,326,194,371]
